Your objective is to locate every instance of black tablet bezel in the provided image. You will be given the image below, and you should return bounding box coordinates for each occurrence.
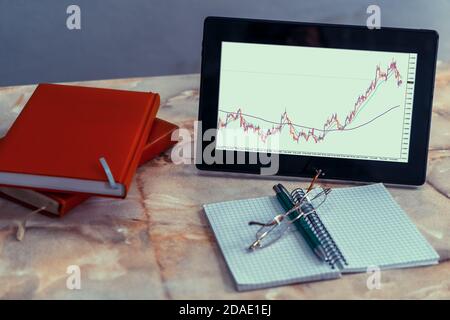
[196,16,439,185]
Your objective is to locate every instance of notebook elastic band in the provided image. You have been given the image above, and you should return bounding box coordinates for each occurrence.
[99,157,118,189]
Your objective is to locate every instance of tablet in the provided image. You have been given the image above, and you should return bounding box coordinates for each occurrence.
[196,17,438,185]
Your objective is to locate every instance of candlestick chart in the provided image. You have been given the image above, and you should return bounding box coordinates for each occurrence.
[216,42,416,162]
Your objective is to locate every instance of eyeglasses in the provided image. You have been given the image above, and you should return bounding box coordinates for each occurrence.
[248,170,331,251]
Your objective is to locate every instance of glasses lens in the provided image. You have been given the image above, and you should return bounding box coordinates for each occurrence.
[306,187,328,209]
[294,187,328,217]
[255,217,290,248]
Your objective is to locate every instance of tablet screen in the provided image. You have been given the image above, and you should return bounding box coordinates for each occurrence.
[216,41,417,163]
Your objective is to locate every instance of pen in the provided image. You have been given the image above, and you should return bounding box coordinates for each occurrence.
[273,184,327,262]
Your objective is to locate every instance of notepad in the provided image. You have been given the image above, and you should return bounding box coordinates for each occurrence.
[0,83,159,197]
[204,184,439,291]
[0,118,179,216]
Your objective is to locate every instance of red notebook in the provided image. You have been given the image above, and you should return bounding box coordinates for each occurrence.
[0,83,159,198]
[0,118,178,216]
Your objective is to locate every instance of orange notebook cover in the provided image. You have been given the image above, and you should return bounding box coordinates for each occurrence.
[0,83,159,198]
[0,118,178,216]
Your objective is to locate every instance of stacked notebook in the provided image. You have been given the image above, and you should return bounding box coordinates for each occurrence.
[204,183,439,291]
[0,83,178,216]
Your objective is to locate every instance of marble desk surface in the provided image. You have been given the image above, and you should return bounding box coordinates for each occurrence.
[0,64,449,299]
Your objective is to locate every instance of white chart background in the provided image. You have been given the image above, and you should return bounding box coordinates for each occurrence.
[216,42,416,162]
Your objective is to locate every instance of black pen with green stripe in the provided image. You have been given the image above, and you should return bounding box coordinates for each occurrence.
[273,183,327,262]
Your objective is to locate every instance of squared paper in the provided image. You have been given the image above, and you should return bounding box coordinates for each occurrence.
[204,196,340,291]
[316,183,440,272]
[204,184,439,291]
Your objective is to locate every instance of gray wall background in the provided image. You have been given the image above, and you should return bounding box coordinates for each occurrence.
[1,0,449,86]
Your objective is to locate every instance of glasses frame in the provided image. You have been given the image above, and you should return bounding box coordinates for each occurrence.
[248,187,330,251]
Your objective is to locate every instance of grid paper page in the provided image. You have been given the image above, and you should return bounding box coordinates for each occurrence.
[317,183,439,273]
[204,196,340,291]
